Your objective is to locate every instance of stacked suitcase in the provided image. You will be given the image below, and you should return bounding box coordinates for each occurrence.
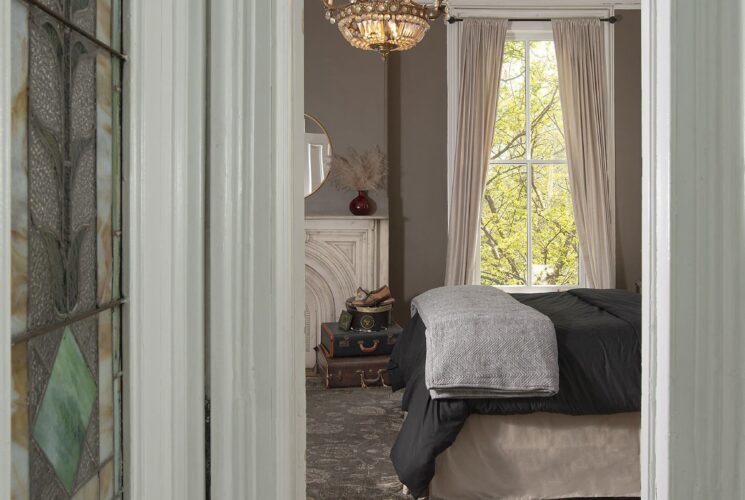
[316,322,402,388]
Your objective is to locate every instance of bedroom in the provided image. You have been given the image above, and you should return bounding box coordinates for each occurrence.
[2,0,743,498]
[304,0,643,498]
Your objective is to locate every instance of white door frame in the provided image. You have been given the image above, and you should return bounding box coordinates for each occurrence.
[125,0,207,498]
[207,0,306,498]
[640,0,670,497]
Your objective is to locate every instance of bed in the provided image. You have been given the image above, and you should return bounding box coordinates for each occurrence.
[387,288,642,499]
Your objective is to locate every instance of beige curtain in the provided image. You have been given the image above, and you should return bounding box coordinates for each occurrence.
[445,18,508,286]
[552,19,616,288]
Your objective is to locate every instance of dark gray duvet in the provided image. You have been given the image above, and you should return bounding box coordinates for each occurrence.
[387,288,642,498]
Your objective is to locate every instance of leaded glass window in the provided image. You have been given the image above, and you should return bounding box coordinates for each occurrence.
[10,0,125,498]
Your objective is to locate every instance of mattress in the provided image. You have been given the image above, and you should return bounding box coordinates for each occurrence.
[430,412,641,500]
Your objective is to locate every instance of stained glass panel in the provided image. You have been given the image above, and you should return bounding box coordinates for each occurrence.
[10,0,125,498]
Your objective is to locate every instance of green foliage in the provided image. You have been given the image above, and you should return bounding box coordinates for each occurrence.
[481,41,580,287]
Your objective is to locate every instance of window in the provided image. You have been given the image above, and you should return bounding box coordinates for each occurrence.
[480,35,581,288]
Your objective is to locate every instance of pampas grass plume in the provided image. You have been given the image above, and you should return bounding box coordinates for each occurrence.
[329,147,388,191]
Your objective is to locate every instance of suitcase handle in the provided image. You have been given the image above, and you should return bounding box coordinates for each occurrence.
[356,369,389,389]
[357,339,380,353]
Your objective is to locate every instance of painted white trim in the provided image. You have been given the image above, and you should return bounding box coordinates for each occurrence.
[208,0,305,497]
[0,0,12,496]
[274,1,307,498]
[640,0,671,497]
[125,0,206,498]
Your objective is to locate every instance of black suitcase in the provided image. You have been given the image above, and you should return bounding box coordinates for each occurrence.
[316,345,391,388]
[320,322,402,358]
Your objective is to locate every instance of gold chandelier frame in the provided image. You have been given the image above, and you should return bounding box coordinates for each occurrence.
[320,0,450,58]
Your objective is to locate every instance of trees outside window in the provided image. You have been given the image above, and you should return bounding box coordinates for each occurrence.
[480,39,581,287]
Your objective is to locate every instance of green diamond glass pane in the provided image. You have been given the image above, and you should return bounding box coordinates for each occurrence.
[32,327,97,493]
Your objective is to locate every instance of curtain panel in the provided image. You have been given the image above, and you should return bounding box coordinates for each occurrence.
[552,18,616,288]
[445,18,508,286]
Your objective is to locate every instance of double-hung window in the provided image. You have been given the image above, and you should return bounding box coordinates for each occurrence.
[480,27,582,289]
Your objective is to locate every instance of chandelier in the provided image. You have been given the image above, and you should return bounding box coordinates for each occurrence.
[321,0,450,58]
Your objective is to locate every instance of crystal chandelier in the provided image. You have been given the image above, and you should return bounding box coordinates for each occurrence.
[321,0,450,58]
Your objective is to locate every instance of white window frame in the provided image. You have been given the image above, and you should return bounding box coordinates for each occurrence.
[447,11,615,293]
[490,25,586,292]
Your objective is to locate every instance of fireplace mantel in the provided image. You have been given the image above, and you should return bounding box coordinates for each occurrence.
[304,217,389,367]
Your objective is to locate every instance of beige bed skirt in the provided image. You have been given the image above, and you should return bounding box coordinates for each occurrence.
[429,412,640,500]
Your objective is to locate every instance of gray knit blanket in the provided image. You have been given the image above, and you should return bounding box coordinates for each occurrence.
[411,286,559,400]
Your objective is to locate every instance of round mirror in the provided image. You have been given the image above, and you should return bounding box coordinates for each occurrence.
[304,113,333,197]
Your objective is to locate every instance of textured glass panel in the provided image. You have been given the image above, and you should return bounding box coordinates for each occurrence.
[480,164,529,285]
[27,316,98,499]
[531,164,579,285]
[37,0,64,16]
[11,0,30,336]
[96,0,112,45]
[71,474,99,499]
[27,9,65,329]
[11,341,30,500]
[32,327,97,493]
[529,41,565,160]
[14,0,125,497]
[28,9,98,330]
[96,50,114,304]
[98,309,114,462]
[492,41,526,161]
[113,374,123,495]
[69,0,96,33]
[99,460,114,500]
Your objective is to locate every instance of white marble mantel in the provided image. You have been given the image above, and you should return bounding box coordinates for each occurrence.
[304,216,389,367]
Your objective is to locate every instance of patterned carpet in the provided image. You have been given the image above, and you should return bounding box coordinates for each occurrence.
[305,376,641,500]
[306,375,408,500]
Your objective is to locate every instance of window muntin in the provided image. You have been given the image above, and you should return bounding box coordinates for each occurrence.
[481,39,580,288]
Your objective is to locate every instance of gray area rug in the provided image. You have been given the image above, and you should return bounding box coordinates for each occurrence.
[306,376,408,500]
[306,376,641,500]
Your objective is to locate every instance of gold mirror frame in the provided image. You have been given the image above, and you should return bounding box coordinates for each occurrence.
[304,113,333,198]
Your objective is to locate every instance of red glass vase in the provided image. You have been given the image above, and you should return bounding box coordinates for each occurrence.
[349,190,371,216]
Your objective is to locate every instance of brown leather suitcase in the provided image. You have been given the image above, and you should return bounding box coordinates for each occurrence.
[320,322,402,358]
[315,345,391,388]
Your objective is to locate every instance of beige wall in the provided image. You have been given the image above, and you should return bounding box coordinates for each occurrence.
[304,0,388,216]
[388,22,449,326]
[614,10,643,291]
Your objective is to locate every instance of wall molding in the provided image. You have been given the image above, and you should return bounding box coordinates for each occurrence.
[304,218,389,367]
[0,0,12,496]
[125,0,206,498]
[645,0,745,497]
[209,0,305,498]
[641,0,670,497]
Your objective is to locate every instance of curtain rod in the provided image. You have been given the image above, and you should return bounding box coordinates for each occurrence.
[447,16,617,24]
